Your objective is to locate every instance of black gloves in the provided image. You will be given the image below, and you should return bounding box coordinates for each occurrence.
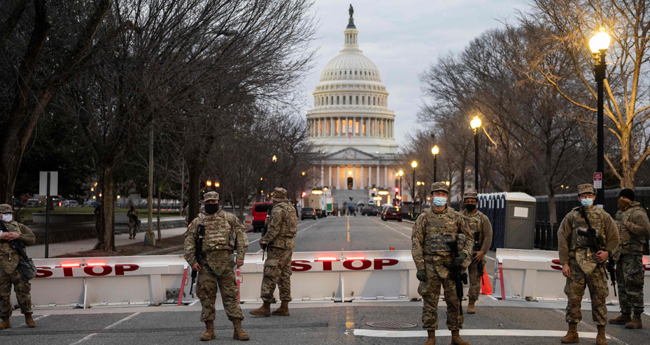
[416,269,427,282]
[451,252,467,267]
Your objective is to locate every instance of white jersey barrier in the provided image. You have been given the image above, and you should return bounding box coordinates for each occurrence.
[496,248,650,304]
[13,250,419,308]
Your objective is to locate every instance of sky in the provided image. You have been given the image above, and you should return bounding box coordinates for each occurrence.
[300,0,530,148]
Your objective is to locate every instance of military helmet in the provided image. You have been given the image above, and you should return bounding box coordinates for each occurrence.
[430,182,449,194]
[203,191,219,202]
[464,191,478,200]
[0,204,13,213]
[577,184,594,195]
[273,187,288,200]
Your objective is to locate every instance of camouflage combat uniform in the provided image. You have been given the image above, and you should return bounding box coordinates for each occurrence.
[614,201,650,316]
[557,186,619,327]
[184,193,248,323]
[412,183,473,332]
[0,204,36,322]
[258,188,297,304]
[127,208,139,239]
[461,192,492,303]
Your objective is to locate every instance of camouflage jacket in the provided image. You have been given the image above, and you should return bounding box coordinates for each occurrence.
[0,221,36,274]
[615,202,650,256]
[261,201,298,250]
[557,206,619,268]
[184,209,248,266]
[461,209,493,253]
[412,206,473,272]
[127,209,139,225]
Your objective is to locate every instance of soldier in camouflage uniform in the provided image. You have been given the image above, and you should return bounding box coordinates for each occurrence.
[250,187,297,317]
[127,205,139,240]
[461,192,492,314]
[557,184,619,345]
[412,182,474,345]
[184,192,250,341]
[0,204,36,329]
[609,188,650,329]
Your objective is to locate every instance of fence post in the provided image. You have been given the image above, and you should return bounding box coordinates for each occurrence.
[534,221,541,249]
[552,223,559,251]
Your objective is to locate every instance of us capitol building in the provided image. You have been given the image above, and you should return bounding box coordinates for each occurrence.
[306,6,400,207]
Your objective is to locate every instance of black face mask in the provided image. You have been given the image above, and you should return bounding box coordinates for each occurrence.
[464,204,476,212]
[204,203,220,214]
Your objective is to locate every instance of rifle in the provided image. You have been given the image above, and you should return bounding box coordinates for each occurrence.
[0,221,36,280]
[578,206,616,296]
[189,223,205,296]
[447,240,468,315]
[472,231,485,284]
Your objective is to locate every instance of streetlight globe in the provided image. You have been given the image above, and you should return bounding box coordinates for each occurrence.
[206,180,212,187]
[272,155,277,162]
[470,116,482,129]
[398,170,404,176]
[431,145,439,155]
[589,28,611,53]
[411,161,417,168]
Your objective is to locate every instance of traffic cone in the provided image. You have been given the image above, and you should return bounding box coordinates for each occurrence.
[480,267,492,295]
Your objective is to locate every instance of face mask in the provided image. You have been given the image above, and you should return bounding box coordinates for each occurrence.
[2,214,12,222]
[464,204,476,212]
[204,203,220,214]
[433,197,447,207]
[618,199,631,211]
[581,198,593,208]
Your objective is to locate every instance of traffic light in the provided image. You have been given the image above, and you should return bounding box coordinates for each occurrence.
[394,187,399,193]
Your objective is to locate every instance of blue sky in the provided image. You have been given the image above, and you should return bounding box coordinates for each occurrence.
[300,0,529,147]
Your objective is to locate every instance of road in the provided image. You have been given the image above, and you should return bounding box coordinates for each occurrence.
[2,215,647,344]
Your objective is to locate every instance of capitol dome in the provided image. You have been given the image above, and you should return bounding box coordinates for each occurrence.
[306,9,397,155]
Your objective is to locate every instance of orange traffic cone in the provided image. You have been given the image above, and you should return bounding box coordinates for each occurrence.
[480,267,492,295]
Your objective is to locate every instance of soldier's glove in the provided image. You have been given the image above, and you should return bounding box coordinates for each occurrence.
[451,253,467,267]
[416,269,427,282]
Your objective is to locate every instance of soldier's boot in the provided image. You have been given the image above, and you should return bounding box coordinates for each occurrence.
[625,312,643,329]
[25,313,36,328]
[0,317,10,330]
[423,330,435,345]
[467,301,476,314]
[451,330,470,345]
[609,312,631,325]
[561,322,579,343]
[596,325,607,345]
[249,302,271,317]
[232,318,249,341]
[271,301,290,316]
[200,321,216,341]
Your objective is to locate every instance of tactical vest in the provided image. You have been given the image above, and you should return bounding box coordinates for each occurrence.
[462,210,483,248]
[200,212,234,252]
[422,208,465,256]
[276,202,298,238]
[569,207,607,252]
[616,203,646,255]
[0,221,23,256]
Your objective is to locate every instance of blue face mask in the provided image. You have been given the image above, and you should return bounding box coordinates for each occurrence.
[433,197,447,207]
[581,198,593,208]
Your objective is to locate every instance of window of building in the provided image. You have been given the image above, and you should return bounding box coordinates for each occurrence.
[342,120,346,133]
[355,121,360,134]
[362,96,365,105]
[335,120,339,134]
[356,96,359,104]
[343,96,345,105]
[349,95,352,104]
[337,96,339,105]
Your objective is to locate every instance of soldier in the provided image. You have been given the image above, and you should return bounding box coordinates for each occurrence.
[127,205,139,240]
[412,182,473,345]
[184,192,250,341]
[0,204,36,329]
[609,188,650,329]
[461,191,492,314]
[557,184,619,345]
[250,187,297,317]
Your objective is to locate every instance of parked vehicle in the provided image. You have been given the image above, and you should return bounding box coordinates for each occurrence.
[361,208,377,216]
[252,202,274,232]
[26,199,40,207]
[301,207,317,220]
[382,207,402,222]
[60,200,80,207]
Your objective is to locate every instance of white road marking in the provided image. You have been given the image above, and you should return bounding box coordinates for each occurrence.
[373,220,411,238]
[250,220,321,245]
[484,256,496,261]
[353,329,609,339]
[70,333,97,344]
[70,312,141,344]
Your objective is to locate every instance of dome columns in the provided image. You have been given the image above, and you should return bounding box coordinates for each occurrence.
[307,116,394,139]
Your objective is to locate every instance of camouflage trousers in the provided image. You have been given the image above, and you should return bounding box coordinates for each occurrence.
[129,223,137,238]
[616,254,645,314]
[261,247,293,303]
[418,260,464,331]
[196,251,243,322]
[467,258,486,302]
[564,259,609,326]
[0,265,32,318]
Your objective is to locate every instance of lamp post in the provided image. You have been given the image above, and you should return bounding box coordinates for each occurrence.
[431,145,439,182]
[470,116,482,192]
[398,170,404,205]
[589,28,610,207]
[411,161,417,214]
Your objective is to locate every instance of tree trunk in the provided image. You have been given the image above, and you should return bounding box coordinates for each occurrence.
[92,174,105,250]
[99,167,116,252]
[460,160,466,200]
[548,184,557,225]
[239,199,246,220]
[187,158,201,222]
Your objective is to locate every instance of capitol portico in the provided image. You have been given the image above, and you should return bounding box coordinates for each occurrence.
[306,6,400,206]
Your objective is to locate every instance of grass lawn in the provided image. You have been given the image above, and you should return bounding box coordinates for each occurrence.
[17,206,181,222]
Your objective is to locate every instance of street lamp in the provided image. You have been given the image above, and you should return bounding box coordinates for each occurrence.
[206,180,212,187]
[470,116,482,192]
[272,155,277,162]
[431,145,439,182]
[589,27,611,207]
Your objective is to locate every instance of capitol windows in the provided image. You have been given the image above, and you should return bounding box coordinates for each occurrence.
[355,71,357,75]
[356,96,359,104]
[331,96,333,105]
[349,95,352,104]
[335,120,339,134]
[337,96,340,105]
[362,96,365,105]
[342,96,345,105]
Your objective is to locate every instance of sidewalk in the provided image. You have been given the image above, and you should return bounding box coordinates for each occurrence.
[27,226,188,258]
